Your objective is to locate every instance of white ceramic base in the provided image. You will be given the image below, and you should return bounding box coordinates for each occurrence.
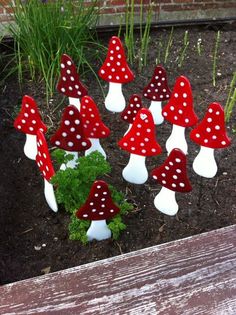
[166,124,188,155]
[85,138,106,159]
[154,186,178,216]
[44,178,58,212]
[24,134,37,160]
[87,220,111,241]
[105,82,125,113]
[69,97,81,111]
[122,154,148,184]
[60,151,78,170]
[193,146,217,178]
[149,101,164,125]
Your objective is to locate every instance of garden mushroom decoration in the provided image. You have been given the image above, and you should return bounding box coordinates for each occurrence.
[99,36,134,112]
[120,94,143,134]
[190,102,231,178]
[143,65,171,125]
[76,180,120,241]
[14,95,47,160]
[152,148,192,216]
[36,130,58,212]
[57,54,88,111]
[118,108,162,184]
[51,105,91,169]
[80,96,110,159]
[162,76,198,154]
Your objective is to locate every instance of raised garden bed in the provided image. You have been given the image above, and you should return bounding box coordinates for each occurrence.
[0,24,236,285]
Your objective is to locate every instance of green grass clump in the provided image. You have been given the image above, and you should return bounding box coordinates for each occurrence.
[51,150,133,243]
[7,0,103,101]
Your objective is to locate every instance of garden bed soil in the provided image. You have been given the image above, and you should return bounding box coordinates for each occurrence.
[0,24,235,285]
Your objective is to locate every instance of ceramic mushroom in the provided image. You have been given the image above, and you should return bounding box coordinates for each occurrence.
[99,36,134,112]
[57,54,88,111]
[50,105,91,170]
[76,180,120,241]
[120,94,143,134]
[14,95,47,160]
[118,108,162,184]
[36,130,58,212]
[162,76,198,154]
[151,148,192,216]
[80,96,110,159]
[143,65,171,125]
[190,102,231,178]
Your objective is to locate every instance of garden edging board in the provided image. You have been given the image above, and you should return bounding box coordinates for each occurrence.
[1,224,235,315]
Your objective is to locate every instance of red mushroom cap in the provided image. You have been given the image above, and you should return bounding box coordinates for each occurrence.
[50,105,91,151]
[14,95,47,135]
[57,54,88,98]
[98,36,134,84]
[118,108,162,157]
[80,96,110,139]
[36,130,55,182]
[190,102,231,149]
[120,94,143,124]
[76,180,120,221]
[151,148,192,193]
[143,65,171,101]
[162,76,198,127]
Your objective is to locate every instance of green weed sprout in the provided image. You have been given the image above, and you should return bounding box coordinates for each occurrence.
[125,0,135,64]
[197,38,202,56]
[177,30,189,68]
[155,38,163,65]
[225,72,236,122]
[212,30,221,87]
[51,150,133,243]
[164,27,174,64]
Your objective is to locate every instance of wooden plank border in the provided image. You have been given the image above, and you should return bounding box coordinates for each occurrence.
[1,225,236,314]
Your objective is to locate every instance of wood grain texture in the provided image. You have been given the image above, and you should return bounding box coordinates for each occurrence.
[1,225,236,315]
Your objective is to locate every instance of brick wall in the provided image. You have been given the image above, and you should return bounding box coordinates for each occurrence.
[0,0,236,33]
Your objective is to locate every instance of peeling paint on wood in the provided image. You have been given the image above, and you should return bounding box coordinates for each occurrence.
[0,225,236,314]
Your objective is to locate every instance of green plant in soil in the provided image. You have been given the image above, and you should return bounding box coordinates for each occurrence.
[212,30,221,87]
[196,37,203,56]
[164,26,174,64]
[177,30,189,68]
[138,2,153,71]
[51,150,133,244]
[225,71,236,122]
[5,0,103,102]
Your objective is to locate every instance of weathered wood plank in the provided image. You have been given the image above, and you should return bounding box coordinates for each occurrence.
[0,225,236,315]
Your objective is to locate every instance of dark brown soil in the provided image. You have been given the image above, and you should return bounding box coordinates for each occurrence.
[0,24,236,285]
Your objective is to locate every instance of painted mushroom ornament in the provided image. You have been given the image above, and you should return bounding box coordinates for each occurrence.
[57,54,88,111]
[152,148,192,216]
[76,180,120,241]
[190,102,231,178]
[143,65,171,125]
[14,95,47,160]
[162,76,198,154]
[99,36,134,112]
[36,130,58,212]
[118,108,162,184]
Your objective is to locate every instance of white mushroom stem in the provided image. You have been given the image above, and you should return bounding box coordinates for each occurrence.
[154,186,178,216]
[24,134,38,160]
[193,146,217,178]
[85,138,106,159]
[166,124,188,155]
[105,82,126,113]
[86,220,111,241]
[122,153,148,184]
[60,151,78,170]
[149,101,164,125]
[69,97,81,111]
[44,178,58,212]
